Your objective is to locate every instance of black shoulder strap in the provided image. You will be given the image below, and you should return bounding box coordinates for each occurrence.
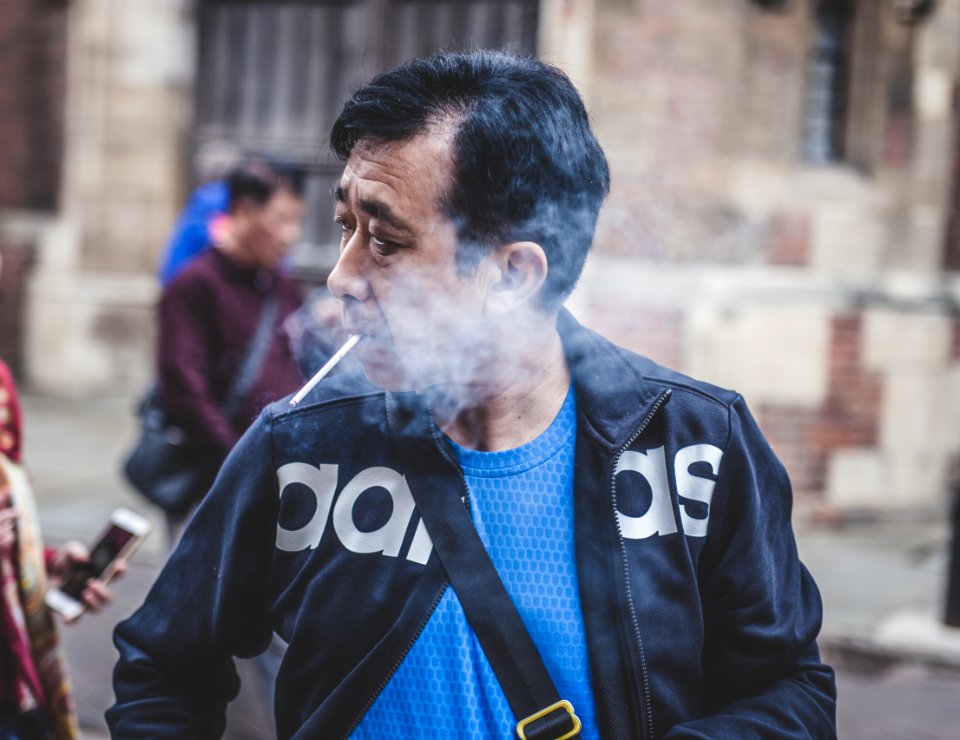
[389,394,581,740]
[221,292,280,423]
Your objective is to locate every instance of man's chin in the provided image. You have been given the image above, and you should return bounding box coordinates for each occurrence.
[357,356,444,394]
[353,340,447,393]
[355,355,410,392]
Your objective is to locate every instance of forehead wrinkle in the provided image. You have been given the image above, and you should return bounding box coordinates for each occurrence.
[354,131,454,194]
[340,133,457,237]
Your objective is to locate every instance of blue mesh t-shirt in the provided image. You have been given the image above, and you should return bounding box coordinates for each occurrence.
[351,385,599,738]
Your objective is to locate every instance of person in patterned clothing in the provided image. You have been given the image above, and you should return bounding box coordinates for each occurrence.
[0,254,121,739]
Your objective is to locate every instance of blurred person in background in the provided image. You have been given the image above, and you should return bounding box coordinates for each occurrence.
[152,159,310,730]
[155,158,307,539]
[0,254,120,740]
[110,51,836,739]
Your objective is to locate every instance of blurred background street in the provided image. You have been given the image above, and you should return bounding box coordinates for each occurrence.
[21,390,960,739]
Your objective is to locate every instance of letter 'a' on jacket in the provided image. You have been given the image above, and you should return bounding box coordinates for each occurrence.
[108,311,837,739]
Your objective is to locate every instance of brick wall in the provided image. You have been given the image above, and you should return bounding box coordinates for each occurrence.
[757,313,882,498]
[0,0,67,210]
[765,211,811,267]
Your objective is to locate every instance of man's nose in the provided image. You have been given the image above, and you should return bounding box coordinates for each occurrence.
[327,236,369,303]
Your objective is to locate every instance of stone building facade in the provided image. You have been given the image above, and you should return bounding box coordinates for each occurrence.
[1,0,959,512]
[566,0,960,512]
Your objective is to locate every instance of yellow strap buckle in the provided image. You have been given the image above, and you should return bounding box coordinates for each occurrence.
[515,699,581,740]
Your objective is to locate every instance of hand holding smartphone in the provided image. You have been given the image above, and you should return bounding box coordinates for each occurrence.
[45,507,151,621]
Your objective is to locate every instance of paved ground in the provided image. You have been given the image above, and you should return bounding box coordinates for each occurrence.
[18,391,960,738]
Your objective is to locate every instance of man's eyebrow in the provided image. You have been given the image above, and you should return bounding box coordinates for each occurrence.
[333,183,412,233]
[358,198,411,232]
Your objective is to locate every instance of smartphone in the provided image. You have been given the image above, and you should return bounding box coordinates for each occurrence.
[44,507,151,621]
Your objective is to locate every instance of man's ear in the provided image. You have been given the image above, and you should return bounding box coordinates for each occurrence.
[483,241,548,315]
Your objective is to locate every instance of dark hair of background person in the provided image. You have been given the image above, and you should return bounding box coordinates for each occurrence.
[329,50,611,309]
[226,159,306,212]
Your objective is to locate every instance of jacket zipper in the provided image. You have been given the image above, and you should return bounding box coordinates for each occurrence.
[428,417,473,514]
[609,389,671,740]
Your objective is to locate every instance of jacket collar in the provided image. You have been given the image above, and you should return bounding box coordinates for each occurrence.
[385,309,665,454]
[557,309,666,451]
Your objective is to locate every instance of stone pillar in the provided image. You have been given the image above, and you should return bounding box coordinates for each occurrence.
[904,0,960,271]
[538,0,596,96]
[26,0,196,395]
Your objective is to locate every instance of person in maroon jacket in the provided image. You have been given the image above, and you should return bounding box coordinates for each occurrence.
[156,159,307,536]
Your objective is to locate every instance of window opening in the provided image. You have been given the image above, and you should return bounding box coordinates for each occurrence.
[802,0,854,163]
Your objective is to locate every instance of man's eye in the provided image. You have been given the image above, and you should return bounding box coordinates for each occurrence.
[371,236,399,256]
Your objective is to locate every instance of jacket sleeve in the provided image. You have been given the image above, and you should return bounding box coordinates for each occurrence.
[666,395,836,739]
[107,412,280,738]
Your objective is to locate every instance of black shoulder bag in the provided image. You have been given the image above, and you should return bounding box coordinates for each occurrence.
[122,295,280,515]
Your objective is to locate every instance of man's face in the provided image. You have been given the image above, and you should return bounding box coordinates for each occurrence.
[233,188,304,271]
[327,133,494,392]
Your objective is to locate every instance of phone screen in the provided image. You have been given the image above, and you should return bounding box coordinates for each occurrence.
[59,524,135,600]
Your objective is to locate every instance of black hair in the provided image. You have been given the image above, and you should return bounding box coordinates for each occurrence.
[226,158,305,211]
[330,50,610,308]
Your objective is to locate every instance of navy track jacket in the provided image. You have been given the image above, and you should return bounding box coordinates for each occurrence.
[109,311,837,738]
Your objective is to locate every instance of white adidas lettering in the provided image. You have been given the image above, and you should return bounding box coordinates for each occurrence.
[615,444,724,539]
[275,462,434,564]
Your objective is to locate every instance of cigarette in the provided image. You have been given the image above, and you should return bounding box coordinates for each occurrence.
[289,334,361,407]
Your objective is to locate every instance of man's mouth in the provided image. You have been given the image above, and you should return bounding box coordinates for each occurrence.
[341,316,398,371]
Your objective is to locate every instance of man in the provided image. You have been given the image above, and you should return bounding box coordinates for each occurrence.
[109,51,836,738]
[155,158,306,522]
